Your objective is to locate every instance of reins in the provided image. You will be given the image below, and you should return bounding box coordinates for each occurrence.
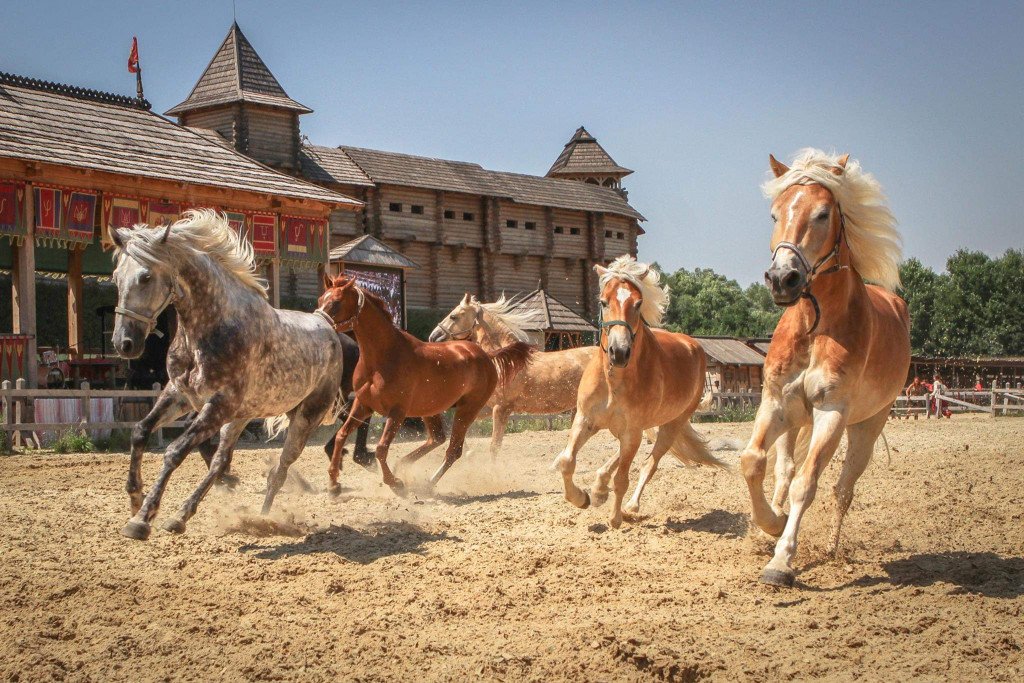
[771,210,849,335]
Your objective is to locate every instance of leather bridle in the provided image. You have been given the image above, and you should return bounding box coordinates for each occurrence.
[317,286,365,331]
[435,314,477,341]
[598,300,645,353]
[114,257,182,339]
[771,209,849,335]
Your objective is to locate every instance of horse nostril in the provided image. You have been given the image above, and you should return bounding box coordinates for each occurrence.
[783,271,801,288]
[119,339,133,354]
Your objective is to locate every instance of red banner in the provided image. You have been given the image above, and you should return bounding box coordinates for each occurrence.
[251,214,276,256]
[64,191,97,244]
[33,187,62,239]
[148,200,180,226]
[0,181,22,240]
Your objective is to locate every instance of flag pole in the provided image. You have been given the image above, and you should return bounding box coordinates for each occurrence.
[135,63,144,101]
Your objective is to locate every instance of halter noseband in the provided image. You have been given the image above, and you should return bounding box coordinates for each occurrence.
[598,301,645,353]
[435,314,477,341]
[114,256,182,339]
[317,286,365,331]
[771,210,849,335]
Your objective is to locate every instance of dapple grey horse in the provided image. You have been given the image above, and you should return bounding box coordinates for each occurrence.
[111,210,344,540]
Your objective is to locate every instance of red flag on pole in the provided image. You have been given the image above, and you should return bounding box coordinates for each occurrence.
[128,37,140,74]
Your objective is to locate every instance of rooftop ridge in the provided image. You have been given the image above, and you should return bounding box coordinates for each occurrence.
[0,71,151,110]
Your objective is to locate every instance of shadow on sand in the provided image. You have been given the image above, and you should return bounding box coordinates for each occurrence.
[240,520,457,564]
[432,489,540,507]
[664,509,748,538]
[831,551,1024,598]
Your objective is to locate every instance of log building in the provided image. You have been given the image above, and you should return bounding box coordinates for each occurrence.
[167,23,646,318]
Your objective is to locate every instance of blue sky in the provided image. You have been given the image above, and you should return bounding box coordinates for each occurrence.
[3,1,1021,285]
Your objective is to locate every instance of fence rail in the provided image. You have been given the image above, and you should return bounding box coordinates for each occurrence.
[1,379,186,451]
[891,384,1024,418]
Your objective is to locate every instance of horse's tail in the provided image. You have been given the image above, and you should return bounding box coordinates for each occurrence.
[265,414,290,441]
[698,390,714,412]
[670,422,732,471]
[488,341,535,390]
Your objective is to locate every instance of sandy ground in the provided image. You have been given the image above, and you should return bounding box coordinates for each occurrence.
[1,414,1022,681]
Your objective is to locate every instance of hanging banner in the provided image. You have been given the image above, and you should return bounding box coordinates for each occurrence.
[33,187,63,240]
[345,266,403,328]
[102,196,143,248]
[0,180,26,243]
[64,191,98,246]
[224,211,248,241]
[147,200,180,226]
[281,216,328,267]
[251,214,277,257]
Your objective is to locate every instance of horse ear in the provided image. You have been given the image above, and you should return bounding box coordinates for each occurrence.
[460,293,471,305]
[470,295,480,304]
[323,271,333,290]
[109,226,126,249]
[160,223,172,244]
[830,153,850,176]
[769,154,790,178]
[593,264,609,277]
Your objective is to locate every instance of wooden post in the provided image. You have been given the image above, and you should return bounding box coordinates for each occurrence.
[154,382,164,448]
[13,183,38,388]
[991,380,997,417]
[79,381,91,438]
[67,248,85,360]
[267,260,281,308]
[14,378,25,448]
[1,380,11,453]
[1004,382,1010,417]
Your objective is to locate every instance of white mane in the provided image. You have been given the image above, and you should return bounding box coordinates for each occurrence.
[479,294,533,343]
[762,148,902,292]
[598,255,669,327]
[114,209,268,299]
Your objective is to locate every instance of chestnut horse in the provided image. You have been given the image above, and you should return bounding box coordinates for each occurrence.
[552,256,727,529]
[741,149,910,587]
[317,275,533,493]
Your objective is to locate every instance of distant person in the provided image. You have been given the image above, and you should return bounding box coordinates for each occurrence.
[931,374,949,419]
[904,376,928,419]
[974,375,984,391]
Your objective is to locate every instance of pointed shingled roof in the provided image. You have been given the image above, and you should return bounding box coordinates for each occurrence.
[329,235,420,270]
[166,23,311,117]
[546,126,633,178]
[507,289,597,333]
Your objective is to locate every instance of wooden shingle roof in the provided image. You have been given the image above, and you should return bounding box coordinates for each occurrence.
[507,289,597,333]
[694,337,767,366]
[0,72,358,206]
[300,145,375,188]
[319,146,643,220]
[166,23,311,116]
[547,126,633,178]
[329,234,419,269]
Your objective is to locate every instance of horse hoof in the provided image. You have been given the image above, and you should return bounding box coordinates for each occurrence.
[589,489,608,507]
[608,515,622,530]
[623,502,640,516]
[217,473,240,490]
[390,479,407,497]
[759,567,795,587]
[121,520,152,541]
[162,518,187,535]
[328,484,342,498]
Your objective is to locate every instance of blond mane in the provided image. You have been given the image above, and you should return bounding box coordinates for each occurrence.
[114,209,268,299]
[480,294,533,343]
[762,148,902,291]
[598,255,669,327]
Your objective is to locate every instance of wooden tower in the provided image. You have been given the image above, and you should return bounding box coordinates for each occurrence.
[546,126,633,196]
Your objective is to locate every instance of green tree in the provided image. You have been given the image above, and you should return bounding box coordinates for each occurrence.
[898,258,941,355]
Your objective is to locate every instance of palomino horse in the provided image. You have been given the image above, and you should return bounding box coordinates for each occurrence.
[553,256,727,528]
[318,275,533,493]
[741,149,910,587]
[111,210,344,540]
[429,294,595,457]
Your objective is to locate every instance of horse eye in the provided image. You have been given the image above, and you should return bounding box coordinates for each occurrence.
[139,272,151,283]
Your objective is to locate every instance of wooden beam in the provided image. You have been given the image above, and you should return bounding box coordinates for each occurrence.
[67,248,84,359]
[13,182,38,387]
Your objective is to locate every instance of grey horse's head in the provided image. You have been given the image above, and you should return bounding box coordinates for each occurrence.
[110,225,180,359]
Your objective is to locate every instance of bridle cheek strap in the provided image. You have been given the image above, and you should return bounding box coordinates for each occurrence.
[317,287,365,331]
[772,212,849,335]
[114,283,181,339]
[436,316,476,341]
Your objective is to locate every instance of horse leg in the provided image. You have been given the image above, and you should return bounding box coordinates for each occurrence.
[761,408,846,586]
[740,400,798,537]
[589,446,621,508]
[353,420,373,467]
[263,412,321,514]
[396,414,446,473]
[375,411,406,494]
[127,389,189,515]
[770,428,799,515]
[196,423,241,490]
[163,420,248,533]
[828,407,888,556]
[429,403,477,485]
[623,421,679,517]
[121,397,232,540]
[489,404,511,460]
[552,411,600,509]
[328,400,372,495]
[608,430,643,529]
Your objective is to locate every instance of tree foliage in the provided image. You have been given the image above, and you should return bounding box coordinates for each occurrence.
[656,249,1024,357]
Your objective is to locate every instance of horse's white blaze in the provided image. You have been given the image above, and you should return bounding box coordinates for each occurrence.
[616,286,631,304]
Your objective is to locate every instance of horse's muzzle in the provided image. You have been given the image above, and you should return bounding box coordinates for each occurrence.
[765,265,805,306]
[112,323,147,359]
[608,343,632,368]
[427,327,447,343]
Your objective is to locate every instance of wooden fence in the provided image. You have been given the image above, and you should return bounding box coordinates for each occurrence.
[1,379,187,451]
[891,383,1024,418]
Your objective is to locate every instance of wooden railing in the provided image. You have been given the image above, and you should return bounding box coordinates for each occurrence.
[891,384,1024,418]
[1,379,187,451]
